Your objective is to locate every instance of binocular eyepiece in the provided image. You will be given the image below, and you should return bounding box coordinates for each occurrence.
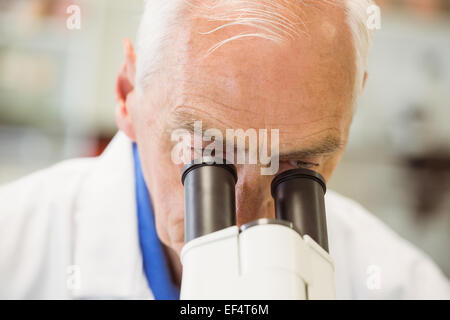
[181,160,329,252]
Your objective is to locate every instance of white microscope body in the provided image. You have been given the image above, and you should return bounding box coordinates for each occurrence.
[180,161,335,300]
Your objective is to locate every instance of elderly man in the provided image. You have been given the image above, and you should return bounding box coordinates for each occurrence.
[0,0,449,299]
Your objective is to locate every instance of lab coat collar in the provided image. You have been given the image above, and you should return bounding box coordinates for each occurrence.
[72,132,152,299]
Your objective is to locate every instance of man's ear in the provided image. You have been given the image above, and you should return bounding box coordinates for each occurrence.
[115,38,137,141]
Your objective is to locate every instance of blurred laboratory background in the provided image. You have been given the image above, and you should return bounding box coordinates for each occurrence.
[0,0,449,276]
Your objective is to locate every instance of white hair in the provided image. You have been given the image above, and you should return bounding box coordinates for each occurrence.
[135,0,374,99]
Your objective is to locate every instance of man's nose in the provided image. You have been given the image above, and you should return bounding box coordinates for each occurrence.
[235,165,275,227]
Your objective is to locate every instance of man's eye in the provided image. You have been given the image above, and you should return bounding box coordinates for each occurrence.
[289,160,319,169]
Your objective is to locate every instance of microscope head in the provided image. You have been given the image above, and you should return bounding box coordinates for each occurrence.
[182,160,328,251]
[180,160,334,299]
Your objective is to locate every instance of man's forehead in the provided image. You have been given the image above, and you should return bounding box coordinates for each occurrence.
[167,4,356,127]
[157,0,354,158]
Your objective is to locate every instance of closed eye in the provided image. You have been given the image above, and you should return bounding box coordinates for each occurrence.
[288,160,319,169]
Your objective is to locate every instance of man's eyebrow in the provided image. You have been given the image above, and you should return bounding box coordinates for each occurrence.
[166,110,245,153]
[167,109,344,157]
[279,135,344,159]
[166,109,226,135]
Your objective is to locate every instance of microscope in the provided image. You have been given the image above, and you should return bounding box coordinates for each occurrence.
[179,159,335,299]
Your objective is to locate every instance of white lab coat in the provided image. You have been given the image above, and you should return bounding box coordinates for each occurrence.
[0,132,449,299]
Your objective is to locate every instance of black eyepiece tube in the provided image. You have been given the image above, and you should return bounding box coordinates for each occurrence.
[181,160,237,243]
[271,168,329,252]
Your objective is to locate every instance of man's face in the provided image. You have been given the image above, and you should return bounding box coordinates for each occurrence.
[129,3,357,254]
